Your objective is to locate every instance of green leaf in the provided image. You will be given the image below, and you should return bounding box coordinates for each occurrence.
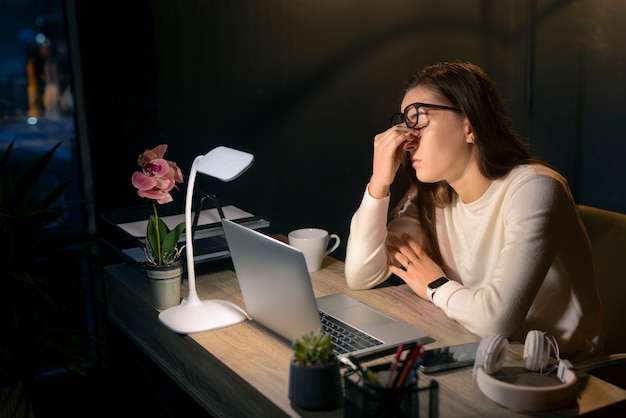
[4,141,62,213]
[291,329,335,366]
[161,221,185,259]
[146,214,162,263]
[146,213,185,266]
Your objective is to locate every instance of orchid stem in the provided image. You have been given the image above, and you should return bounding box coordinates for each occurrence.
[153,201,163,264]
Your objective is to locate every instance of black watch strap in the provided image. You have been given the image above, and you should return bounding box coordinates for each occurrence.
[427,276,449,302]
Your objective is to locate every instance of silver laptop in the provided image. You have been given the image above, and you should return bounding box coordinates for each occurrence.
[221,218,429,359]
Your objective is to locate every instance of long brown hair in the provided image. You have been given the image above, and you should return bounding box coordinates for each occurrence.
[390,62,540,266]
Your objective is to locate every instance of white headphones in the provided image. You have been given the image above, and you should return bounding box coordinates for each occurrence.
[473,330,578,412]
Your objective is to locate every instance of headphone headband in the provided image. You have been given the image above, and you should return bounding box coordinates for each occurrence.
[473,331,578,412]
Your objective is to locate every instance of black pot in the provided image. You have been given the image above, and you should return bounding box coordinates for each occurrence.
[288,359,343,410]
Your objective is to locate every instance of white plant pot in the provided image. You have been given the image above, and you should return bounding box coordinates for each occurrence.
[146,263,183,309]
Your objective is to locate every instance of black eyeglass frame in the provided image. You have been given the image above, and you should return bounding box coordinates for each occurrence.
[391,102,460,129]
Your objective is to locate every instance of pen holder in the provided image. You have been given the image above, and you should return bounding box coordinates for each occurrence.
[343,363,439,418]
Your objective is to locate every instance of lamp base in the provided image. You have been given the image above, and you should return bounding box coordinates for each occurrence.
[158,299,248,334]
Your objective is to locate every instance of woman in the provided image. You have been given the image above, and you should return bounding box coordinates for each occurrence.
[344,61,604,361]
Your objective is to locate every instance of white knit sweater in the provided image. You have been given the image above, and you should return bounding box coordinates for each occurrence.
[345,164,604,361]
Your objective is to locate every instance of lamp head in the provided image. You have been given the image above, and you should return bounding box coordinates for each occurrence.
[195,146,254,181]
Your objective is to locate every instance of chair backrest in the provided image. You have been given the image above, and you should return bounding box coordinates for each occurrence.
[577,204,626,355]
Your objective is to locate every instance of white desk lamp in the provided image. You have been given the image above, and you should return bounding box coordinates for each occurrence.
[158,146,254,333]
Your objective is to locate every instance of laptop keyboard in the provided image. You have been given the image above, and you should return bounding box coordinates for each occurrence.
[319,311,383,355]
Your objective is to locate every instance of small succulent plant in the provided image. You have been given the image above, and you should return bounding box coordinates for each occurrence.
[291,328,336,367]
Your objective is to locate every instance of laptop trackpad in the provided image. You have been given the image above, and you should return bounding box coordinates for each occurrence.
[317,293,396,329]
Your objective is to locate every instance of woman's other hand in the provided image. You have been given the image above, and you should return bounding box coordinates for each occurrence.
[387,233,445,300]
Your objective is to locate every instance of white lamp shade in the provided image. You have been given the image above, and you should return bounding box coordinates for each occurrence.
[195,146,254,182]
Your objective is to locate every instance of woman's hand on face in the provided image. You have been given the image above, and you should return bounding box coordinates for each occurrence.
[369,125,417,199]
[387,233,445,300]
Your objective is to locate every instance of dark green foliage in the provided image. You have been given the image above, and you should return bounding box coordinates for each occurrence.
[292,329,336,366]
[0,139,98,390]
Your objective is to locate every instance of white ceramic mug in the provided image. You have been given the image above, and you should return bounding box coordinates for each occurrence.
[288,228,340,272]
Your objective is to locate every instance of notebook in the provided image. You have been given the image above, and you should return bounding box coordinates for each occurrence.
[221,218,429,359]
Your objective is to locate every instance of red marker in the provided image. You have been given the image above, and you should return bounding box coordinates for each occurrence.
[386,343,405,387]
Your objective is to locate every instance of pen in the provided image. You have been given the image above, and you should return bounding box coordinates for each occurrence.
[403,346,425,387]
[389,342,417,387]
[394,343,423,389]
[404,361,421,388]
[385,343,405,388]
[389,342,416,388]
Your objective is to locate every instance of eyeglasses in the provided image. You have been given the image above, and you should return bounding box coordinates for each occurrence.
[391,102,460,129]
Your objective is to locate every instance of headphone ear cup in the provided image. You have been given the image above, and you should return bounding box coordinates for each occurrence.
[476,334,508,375]
[523,330,550,371]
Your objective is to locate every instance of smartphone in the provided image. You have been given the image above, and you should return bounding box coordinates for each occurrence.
[418,341,480,374]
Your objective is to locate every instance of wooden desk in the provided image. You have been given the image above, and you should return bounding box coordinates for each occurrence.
[104,258,626,417]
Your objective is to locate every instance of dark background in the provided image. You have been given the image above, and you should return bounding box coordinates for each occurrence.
[74,0,626,261]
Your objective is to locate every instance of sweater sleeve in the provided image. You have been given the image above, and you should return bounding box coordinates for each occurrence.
[344,186,393,289]
[433,173,570,338]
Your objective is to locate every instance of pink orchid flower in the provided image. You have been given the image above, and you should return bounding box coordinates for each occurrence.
[132,145,184,204]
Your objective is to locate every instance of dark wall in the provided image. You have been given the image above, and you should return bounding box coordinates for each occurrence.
[77,0,626,261]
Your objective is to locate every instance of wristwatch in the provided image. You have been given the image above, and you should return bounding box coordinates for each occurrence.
[427,276,449,302]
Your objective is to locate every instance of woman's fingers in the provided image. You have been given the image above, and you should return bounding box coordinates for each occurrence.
[388,233,420,256]
[387,234,419,269]
[401,233,426,258]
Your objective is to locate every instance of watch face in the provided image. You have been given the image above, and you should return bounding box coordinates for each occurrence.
[428,277,449,289]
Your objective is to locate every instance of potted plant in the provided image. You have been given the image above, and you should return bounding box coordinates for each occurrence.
[131,144,186,267]
[288,328,343,410]
[0,140,98,417]
[130,144,187,309]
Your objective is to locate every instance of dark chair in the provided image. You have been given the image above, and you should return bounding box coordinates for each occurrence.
[576,205,626,389]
